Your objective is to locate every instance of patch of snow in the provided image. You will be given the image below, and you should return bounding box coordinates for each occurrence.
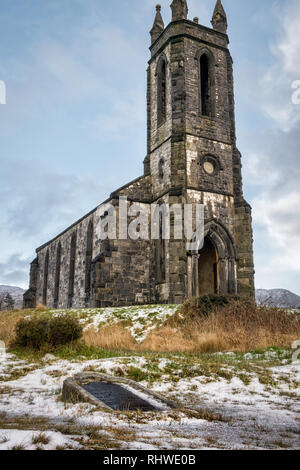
[0,353,299,449]
[0,429,81,450]
[42,354,57,362]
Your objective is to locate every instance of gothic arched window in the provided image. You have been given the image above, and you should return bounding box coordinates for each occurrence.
[42,249,49,305]
[68,232,77,307]
[198,51,215,117]
[157,56,167,126]
[200,54,210,116]
[158,210,166,282]
[54,242,62,308]
[85,220,93,295]
[158,157,164,181]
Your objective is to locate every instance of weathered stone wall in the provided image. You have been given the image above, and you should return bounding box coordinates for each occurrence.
[150,140,172,199]
[186,136,234,195]
[149,44,172,153]
[234,201,255,296]
[184,39,232,144]
[35,211,96,308]
[187,189,235,235]
[91,198,154,307]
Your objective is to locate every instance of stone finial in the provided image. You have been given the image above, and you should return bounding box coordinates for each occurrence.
[170,0,188,22]
[150,5,165,44]
[211,0,228,34]
[193,17,199,24]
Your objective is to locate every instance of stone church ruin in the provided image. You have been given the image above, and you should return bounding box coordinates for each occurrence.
[24,1,255,309]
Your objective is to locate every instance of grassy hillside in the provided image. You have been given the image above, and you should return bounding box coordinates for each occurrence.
[1,299,299,357]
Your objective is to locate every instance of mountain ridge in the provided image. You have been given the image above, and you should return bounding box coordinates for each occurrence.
[1,285,300,310]
[0,285,25,309]
[256,288,300,309]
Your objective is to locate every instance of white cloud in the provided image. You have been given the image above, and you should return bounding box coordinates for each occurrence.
[259,0,300,131]
[238,0,300,292]
[84,89,145,141]
[253,191,300,271]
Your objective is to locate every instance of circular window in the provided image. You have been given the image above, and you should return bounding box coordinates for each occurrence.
[202,155,219,176]
[203,161,215,175]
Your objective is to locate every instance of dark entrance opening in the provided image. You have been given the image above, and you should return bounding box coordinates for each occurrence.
[83,381,159,411]
[198,236,219,295]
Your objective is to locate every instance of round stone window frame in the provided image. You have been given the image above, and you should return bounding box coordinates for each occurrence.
[201,155,220,176]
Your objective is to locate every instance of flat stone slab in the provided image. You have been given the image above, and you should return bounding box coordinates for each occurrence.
[62,372,178,412]
[83,381,158,411]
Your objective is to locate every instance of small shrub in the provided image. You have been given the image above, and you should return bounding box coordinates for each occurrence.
[14,314,82,350]
[15,317,49,350]
[49,315,83,347]
[179,294,247,319]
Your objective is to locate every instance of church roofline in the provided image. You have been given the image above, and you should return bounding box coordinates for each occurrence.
[149,18,229,52]
[109,174,147,199]
[36,205,99,253]
[36,173,151,253]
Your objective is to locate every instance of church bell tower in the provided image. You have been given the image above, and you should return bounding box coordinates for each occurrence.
[145,0,255,302]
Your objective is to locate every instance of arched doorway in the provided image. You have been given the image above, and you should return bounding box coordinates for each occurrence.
[198,236,219,295]
[188,219,238,297]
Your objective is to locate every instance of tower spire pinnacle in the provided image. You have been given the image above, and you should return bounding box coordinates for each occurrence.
[211,0,228,34]
[170,0,188,22]
[150,5,165,44]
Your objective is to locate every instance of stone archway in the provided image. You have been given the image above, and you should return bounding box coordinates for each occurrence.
[198,236,219,295]
[188,219,238,297]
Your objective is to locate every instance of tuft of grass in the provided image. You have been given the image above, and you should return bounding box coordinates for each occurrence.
[10,444,25,450]
[35,304,47,312]
[32,432,51,446]
[126,366,148,382]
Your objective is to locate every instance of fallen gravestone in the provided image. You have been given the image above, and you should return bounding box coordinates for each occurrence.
[62,372,178,412]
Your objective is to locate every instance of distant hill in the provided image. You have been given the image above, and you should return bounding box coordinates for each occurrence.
[0,285,25,309]
[1,285,300,310]
[256,289,300,309]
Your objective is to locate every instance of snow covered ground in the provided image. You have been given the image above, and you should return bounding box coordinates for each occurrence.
[48,305,179,342]
[0,350,299,450]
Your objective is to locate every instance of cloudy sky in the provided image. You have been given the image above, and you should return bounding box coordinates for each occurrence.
[0,0,299,295]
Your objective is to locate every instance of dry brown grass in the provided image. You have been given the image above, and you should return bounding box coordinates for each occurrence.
[141,300,300,353]
[35,304,47,312]
[139,328,225,353]
[31,432,51,445]
[83,300,300,353]
[0,310,24,345]
[83,323,136,350]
